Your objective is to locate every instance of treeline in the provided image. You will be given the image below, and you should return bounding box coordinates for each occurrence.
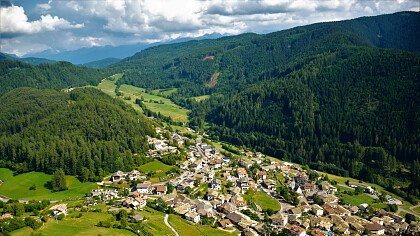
[0,87,154,181]
[0,59,108,95]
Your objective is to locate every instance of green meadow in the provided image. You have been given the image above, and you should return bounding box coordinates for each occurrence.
[95,75,189,123]
[244,190,281,212]
[168,214,238,236]
[0,168,95,200]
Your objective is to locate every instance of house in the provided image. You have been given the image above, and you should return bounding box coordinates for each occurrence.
[111,171,126,182]
[136,182,152,194]
[319,181,337,193]
[310,217,332,230]
[348,182,375,194]
[206,189,219,201]
[185,211,200,223]
[303,183,317,192]
[0,213,13,220]
[364,223,385,235]
[155,185,167,195]
[288,208,302,221]
[218,202,237,214]
[319,194,339,204]
[135,196,147,208]
[236,167,248,178]
[226,212,244,225]
[231,195,246,207]
[294,172,309,185]
[271,212,288,228]
[50,204,67,216]
[131,213,144,222]
[239,178,250,193]
[191,160,203,169]
[210,179,222,190]
[312,204,324,216]
[311,229,327,236]
[218,219,233,229]
[289,224,306,236]
[257,171,267,180]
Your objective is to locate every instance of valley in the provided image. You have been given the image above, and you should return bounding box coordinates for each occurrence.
[0,10,419,236]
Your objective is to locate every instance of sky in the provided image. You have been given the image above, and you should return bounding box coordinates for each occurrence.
[1,0,419,56]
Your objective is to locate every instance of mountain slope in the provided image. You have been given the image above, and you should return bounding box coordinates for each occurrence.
[113,12,419,98]
[83,57,121,68]
[0,87,154,180]
[0,60,107,96]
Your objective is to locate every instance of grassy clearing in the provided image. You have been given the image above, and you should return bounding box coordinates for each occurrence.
[192,95,210,102]
[0,168,95,200]
[150,88,178,96]
[115,84,189,123]
[138,160,178,182]
[339,192,375,206]
[36,212,134,236]
[244,190,281,212]
[10,227,33,236]
[168,214,238,236]
[141,207,174,236]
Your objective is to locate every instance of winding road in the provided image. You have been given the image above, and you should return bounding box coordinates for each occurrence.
[164,214,179,236]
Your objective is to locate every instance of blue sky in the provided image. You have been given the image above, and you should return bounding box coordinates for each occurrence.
[1,0,419,56]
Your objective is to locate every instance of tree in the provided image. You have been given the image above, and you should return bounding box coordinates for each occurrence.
[405,213,416,223]
[52,169,67,191]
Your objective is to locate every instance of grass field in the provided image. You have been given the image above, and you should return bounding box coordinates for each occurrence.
[141,207,174,236]
[36,212,134,236]
[168,214,238,236]
[10,227,34,236]
[244,190,281,212]
[0,168,96,200]
[339,192,375,206]
[96,76,189,123]
[192,95,210,102]
[150,88,178,96]
[138,160,178,182]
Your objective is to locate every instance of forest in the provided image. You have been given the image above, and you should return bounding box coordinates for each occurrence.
[0,88,154,181]
[0,59,108,95]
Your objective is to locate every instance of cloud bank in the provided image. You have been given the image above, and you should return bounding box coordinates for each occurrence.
[1,0,419,56]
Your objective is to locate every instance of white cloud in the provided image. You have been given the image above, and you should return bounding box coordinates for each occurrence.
[0,5,83,37]
[1,0,418,56]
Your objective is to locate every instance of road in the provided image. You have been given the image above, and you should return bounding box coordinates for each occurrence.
[164,214,179,236]
[397,207,420,218]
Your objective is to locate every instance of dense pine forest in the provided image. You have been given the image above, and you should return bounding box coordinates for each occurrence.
[110,12,420,201]
[0,88,154,181]
[0,59,107,96]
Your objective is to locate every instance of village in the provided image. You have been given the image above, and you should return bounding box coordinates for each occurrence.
[73,126,419,236]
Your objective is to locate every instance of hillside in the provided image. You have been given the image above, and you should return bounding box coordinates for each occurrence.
[0,59,107,95]
[110,11,420,200]
[113,12,419,97]
[83,57,121,68]
[0,87,154,180]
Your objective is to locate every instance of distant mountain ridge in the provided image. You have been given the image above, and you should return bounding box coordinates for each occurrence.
[0,52,55,65]
[25,33,226,64]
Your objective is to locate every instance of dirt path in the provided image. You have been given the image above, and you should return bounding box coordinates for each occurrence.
[164,214,179,236]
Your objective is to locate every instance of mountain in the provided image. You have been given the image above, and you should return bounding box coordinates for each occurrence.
[83,57,121,68]
[111,11,420,201]
[0,60,107,96]
[0,87,154,180]
[26,33,226,64]
[0,52,55,65]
